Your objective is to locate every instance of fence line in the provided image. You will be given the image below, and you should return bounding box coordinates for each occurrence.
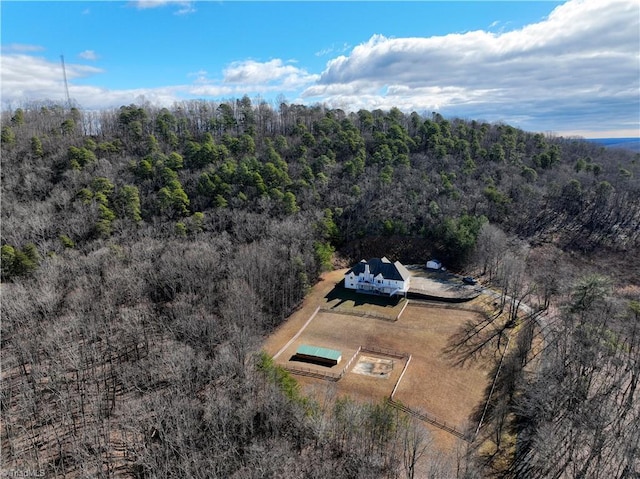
[390,355,412,400]
[387,399,470,442]
[284,345,409,381]
[407,300,483,314]
[475,335,512,438]
[273,306,320,360]
[284,345,362,382]
[383,351,470,442]
[318,307,396,322]
[341,346,362,375]
[396,300,410,321]
[283,365,341,381]
[280,343,470,442]
[360,345,408,360]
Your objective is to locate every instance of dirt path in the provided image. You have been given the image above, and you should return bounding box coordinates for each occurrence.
[262,269,347,356]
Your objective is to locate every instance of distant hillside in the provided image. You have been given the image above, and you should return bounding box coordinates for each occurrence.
[587,137,640,152]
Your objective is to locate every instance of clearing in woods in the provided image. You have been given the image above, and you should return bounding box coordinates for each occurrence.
[262,269,497,450]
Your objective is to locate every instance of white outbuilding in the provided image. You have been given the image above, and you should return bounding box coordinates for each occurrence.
[426,259,442,270]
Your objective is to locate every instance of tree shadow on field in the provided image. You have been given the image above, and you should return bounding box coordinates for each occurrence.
[324,280,401,309]
[467,345,523,475]
[443,310,509,367]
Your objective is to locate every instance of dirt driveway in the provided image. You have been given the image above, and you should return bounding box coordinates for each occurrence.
[407,267,480,300]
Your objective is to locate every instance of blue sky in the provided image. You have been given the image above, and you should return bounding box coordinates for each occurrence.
[2,0,639,137]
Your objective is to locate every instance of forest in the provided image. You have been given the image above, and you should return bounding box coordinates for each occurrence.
[1,98,639,478]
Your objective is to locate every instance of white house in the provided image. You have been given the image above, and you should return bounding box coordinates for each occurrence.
[344,257,411,296]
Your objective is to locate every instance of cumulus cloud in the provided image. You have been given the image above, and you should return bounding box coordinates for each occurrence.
[223,59,319,90]
[180,60,320,99]
[0,54,317,110]
[304,0,639,134]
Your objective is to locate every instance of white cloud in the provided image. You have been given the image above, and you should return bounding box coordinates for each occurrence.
[180,60,320,98]
[2,44,45,53]
[304,0,639,134]
[0,54,317,110]
[1,54,102,94]
[223,59,319,89]
[131,0,195,14]
[2,0,637,137]
[133,0,177,8]
[78,50,99,61]
[1,54,112,108]
[315,42,351,57]
[175,3,196,15]
[187,70,210,85]
[188,85,235,97]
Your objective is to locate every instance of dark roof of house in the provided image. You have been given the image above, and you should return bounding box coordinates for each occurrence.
[345,257,411,281]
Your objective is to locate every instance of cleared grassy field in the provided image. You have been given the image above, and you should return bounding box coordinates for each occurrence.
[263,270,497,450]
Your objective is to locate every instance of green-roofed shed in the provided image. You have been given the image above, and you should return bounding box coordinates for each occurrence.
[294,344,342,366]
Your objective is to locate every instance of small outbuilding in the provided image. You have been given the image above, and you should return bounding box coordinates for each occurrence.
[293,345,342,367]
[426,259,442,270]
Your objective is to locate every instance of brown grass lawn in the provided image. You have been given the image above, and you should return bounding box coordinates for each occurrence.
[390,305,491,428]
[262,269,497,451]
